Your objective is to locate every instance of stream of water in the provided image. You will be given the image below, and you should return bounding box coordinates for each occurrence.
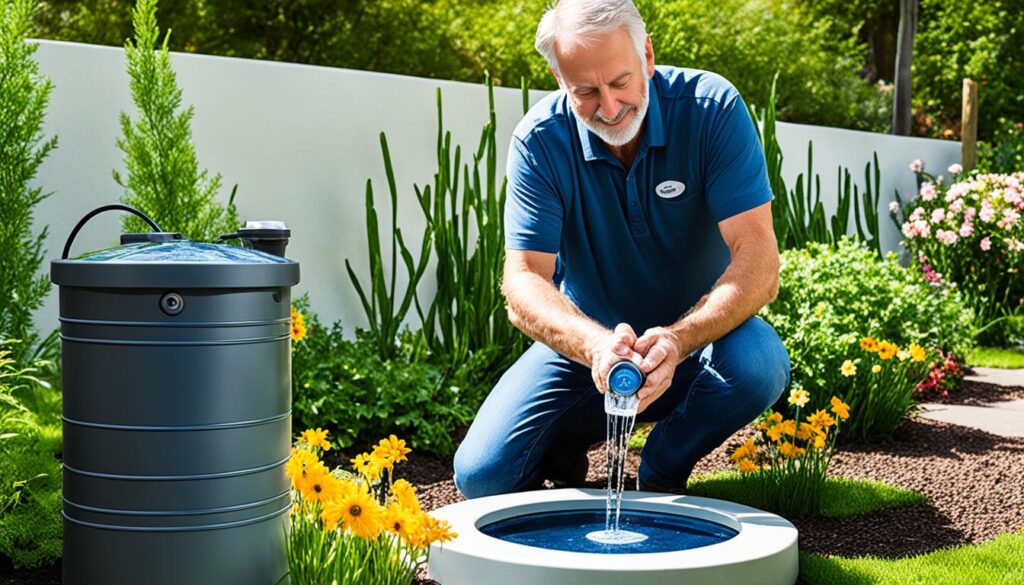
[585,391,648,545]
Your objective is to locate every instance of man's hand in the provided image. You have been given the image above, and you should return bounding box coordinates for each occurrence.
[631,326,685,413]
[587,323,643,394]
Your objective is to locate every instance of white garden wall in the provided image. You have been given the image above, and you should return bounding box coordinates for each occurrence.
[30,40,960,332]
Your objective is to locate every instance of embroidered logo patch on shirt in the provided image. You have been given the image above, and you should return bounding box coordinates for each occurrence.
[655,180,686,199]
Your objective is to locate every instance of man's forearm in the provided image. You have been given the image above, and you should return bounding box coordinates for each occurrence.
[503,271,607,366]
[666,241,779,361]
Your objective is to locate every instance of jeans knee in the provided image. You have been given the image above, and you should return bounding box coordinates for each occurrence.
[453,443,516,499]
[729,318,790,404]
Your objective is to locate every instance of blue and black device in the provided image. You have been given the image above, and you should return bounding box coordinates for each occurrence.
[608,361,645,396]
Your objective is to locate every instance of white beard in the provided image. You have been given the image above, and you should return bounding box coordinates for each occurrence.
[575,80,649,147]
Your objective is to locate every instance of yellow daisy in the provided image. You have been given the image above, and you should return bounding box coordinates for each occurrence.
[297,466,342,504]
[351,452,383,480]
[871,364,882,374]
[730,437,758,462]
[859,337,879,352]
[286,447,326,485]
[908,344,927,363]
[840,360,857,377]
[322,484,382,540]
[877,341,899,361]
[382,503,420,545]
[806,409,836,429]
[391,479,422,513]
[300,428,332,451]
[291,308,307,342]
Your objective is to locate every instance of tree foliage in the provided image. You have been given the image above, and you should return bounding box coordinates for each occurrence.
[0,0,58,365]
[114,0,238,240]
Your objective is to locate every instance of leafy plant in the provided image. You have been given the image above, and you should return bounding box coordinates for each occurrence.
[726,389,851,517]
[290,302,495,457]
[0,348,62,568]
[115,0,239,241]
[748,76,883,255]
[0,0,58,365]
[761,239,974,411]
[977,118,1024,175]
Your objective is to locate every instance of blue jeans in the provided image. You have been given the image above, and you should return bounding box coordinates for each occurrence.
[453,316,790,498]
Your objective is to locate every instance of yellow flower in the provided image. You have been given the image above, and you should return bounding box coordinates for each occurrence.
[797,422,820,441]
[757,411,783,431]
[908,344,927,363]
[830,396,850,421]
[391,479,422,513]
[351,452,383,480]
[382,503,420,545]
[297,466,343,504]
[788,388,810,408]
[871,364,882,374]
[322,484,383,540]
[730,437,758,462]
[300,428,332,451]
[736,459,759,473]
[290,308,307,343]
[286,447,326,486]
[812,434,827,449]
[778,441,805,459]
[372,435,412,472]
[877,341,898,360]
[859,337,879,352]
[840,360,857,377]
[418,514,457,546]
[806,409,836,430]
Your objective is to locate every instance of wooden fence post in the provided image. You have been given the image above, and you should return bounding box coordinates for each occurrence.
[962,79,978,171]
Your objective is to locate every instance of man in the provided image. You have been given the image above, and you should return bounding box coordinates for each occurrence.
[453,0,790,497]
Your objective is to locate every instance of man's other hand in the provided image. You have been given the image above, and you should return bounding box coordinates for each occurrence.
[587,323,643,394]
[632,327,684,413]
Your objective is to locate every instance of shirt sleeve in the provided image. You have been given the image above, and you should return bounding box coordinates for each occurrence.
[503,136,563,253]
[703,90,774,222]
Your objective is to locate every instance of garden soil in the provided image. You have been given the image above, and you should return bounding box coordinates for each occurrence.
[3,379,1022,585]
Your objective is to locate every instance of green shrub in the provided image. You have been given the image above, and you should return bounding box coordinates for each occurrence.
[0,349,62,569]
[762,239,974,415]
[978,118,1024,175]
[115,0,239,241]
[0,0,58,366]
[290,303,500,457]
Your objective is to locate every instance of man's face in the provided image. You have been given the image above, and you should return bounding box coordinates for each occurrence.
[553,27,655,147]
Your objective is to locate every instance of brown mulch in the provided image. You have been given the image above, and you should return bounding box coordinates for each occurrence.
[4,380,1022,585]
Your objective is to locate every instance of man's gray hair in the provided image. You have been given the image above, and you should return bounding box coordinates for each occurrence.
[535,0,648,75]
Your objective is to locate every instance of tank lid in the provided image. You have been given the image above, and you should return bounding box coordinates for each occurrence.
[51,240,300,288]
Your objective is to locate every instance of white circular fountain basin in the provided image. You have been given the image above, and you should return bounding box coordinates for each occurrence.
[428,488,798,585]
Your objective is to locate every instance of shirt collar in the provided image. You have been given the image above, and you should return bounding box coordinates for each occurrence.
[575,75,665,163]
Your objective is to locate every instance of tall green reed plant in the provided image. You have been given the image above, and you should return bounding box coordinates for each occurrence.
[345,134,432,361]
[0,0,58,365]
[413,74,528,366]
[749,75,882,255]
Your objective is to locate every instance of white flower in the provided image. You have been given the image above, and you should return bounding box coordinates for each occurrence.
[948,163,963,175]
[909,159,924,172]
[980,237,992,251]
[888,201,900,213]
[935,229,958,245]
[931,208,946,224]
[959,223,973,238]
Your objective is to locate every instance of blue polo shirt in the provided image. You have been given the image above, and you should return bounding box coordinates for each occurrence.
[504,66,772,333]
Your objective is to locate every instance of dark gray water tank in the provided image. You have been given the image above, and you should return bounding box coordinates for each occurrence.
[52,227,300,584]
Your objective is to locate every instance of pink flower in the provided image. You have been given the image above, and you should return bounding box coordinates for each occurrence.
[965,207,978,220]
[980,237,992,251]
[931,208,946,223]
[909,159,924,172]
[935,229,958,245]
[889,201,900,213]
[920,183,937,201]
[949,199,964,214]
[959,223,973,237]
[980,206,996,222]
[948,163,963,174]
[910,207,925,221]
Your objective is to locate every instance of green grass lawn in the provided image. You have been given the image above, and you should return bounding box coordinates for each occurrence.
[965,346,1024,369]
[688,471,1023,583]
[686,472,926,519]
[799,530,1024,584]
